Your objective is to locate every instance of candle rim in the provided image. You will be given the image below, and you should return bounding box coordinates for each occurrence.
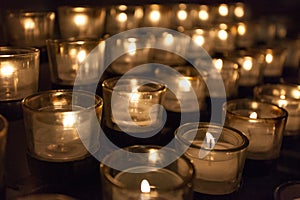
[175,122,249,152]
[0,47,39,58]
[254,83,300,100]
[224,98,289,121]
[100,145,195,192]
[21,89,103,113]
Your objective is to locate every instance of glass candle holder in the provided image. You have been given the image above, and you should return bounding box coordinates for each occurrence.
[228,48,265,97]
[22,90,103,162]
[212,23,236,52]
[5,11,55,47]
[0,47,40,101]
[0,114,8,197]
[150,31,187,66]
[174,122,249,195]
[102,77,166,134]
[223,98,287,160]
[260,45,287,82]
[58,6,106,39]
[211,57,240,99]
[104,5,144,36]
[142,4,172,28]
[274,181,300,200]
[170,3,194,31]
[46,38,104,88]
[254,84,300,136]
[17,193,76,200]
[100,145,195,200]
[190,4,214,28]
[154,65,206,113]
[234,21,255,48]
[183,28,214,56]
[106,36,153,75]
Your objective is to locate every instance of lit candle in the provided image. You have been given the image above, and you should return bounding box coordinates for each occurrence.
[102,77,166,134]
[0,47,39,101]
[175,122,248,195]
[213,23,235,52]
[254,84,300,136]
[22,90,103,162]
[223,99,288,160]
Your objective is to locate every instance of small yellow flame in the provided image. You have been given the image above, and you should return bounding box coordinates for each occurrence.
[149,10,160,22]
[242,57,253,71]
[205,132,215,149]
[74,14,87,26]
[193,35,205,46]
[177,10,187,21]
[213,59,223,71]
[77,50,87,63]
[117,12,127,22]
[237,23,246,36]
[141,179,151,193]
[0,64,15,77]
[163,33,174,46]
[219,4,229,16]
[278,95,288,107]
[63,114,76,128]
[234,4,245,18]
[265,53,273,64]
[218,30,228,41]
[118,5,127,11]
[249,112,257,119]
[178,79,191,92]
[24,18,35,30]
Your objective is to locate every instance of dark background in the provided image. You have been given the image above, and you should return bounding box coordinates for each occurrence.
[0,0,299,39]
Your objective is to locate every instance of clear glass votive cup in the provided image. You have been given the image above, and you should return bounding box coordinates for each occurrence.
[174,122,249,195]
[100,145,195,200]
[223,98,288,160]
[254,84,300,136]
[5,11,55,47]
[274,181,300,200]
[22,90,103,162]
[0,114,8,196]
[104,5,144,36]
[46,38,104,88]
[154,65,207,113]
[58,6,106,39]
[102,77,166,134]
[0,47,40,101]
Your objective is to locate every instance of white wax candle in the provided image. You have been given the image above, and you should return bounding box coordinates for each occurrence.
[185,141,238,182]
[112,166,184,200]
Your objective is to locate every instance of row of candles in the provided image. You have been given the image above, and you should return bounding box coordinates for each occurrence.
[0,2,299,200]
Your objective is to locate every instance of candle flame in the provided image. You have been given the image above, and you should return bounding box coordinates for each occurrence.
[163,33,174,46]
[213,59,223,71]
[193,35,205,46]
[219,4,229,16]
[63,114,76,128]
[141,179,151,193]
[198,10,209,21]
[128,41,137,55]
[178,78,191,92]
[242,57,253,71]
[265,53,273,64]
[77,50,87,63]
[278,95,288,107]
[24,18,35,30]
[149,10,160,22]
[218,29,228,41]
[249,112,257,119]
[234,4,245,18]
[117,12,127,22]
[237,23,246,36]
[74,14,87,26]
[205,132,215,149]
[177,10,187,21]
[0,64,14,77]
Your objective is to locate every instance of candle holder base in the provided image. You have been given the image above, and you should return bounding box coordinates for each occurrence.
[26,153,99,184]
[101,125,173,148]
